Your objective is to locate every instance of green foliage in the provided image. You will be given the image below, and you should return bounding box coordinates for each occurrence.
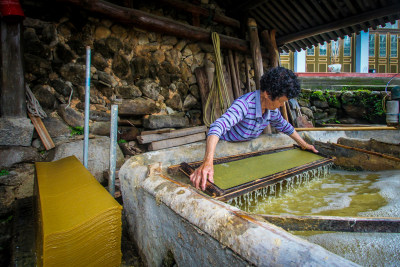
[70,126,84,136]
[0,169,9,176]
[324,118,341,124]
[324,91,341,108]
[363,94,385,122]
[311,90,326,101]
[117,139,127,144]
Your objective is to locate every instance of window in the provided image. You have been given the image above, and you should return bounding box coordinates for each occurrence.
[280,51,289,56]
[369,34,375,57]
[319,42,327,56]
[343,36,351,56]
[307,46,314,56]
[379,34,387,57]
[331,40,340,62]
[390,35,398,58]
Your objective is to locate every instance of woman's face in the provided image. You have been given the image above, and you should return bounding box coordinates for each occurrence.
[262,91,288,110]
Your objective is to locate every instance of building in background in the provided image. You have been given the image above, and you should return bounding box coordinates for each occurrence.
[280,20,399,73]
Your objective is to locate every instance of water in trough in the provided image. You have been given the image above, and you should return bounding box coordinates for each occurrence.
[228,169,400,266]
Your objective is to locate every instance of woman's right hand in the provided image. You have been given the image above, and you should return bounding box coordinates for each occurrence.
[189,160,214,191]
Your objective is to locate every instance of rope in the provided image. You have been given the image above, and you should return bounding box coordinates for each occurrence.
[203,32,231,126]
[66,86,73,109]
[25,84,47,118]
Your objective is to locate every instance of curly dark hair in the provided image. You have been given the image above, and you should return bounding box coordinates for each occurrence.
[260,67,300,100]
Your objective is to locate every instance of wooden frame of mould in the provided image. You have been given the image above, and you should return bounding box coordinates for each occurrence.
[167,145,334,202]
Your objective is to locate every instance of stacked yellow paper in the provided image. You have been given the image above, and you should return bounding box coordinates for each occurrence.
[35,156,122,267]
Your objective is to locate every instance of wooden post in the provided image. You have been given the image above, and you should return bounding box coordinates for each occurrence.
[247,18,263,91]
[194,67,210,121]
[261,29,279,68]
[245,57,251,93]
[228,50,240,99]
[1,20,26,117]
[248,18,271,134]
[261,29,290,122]
[233,51,241,95]
[223,64,234,104]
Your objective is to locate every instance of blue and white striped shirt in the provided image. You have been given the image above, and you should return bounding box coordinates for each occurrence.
[208,90,295,141]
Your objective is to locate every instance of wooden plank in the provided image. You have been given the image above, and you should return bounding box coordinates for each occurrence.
[118,119,142,126]
[296,127,398,131]
[138,126,206,144]
[148,132,206,151]
[233,51,241,95]
[261,214,400,233]
[223,64,234,104]
[194,67,210,120]
[28,113,55,150]
[1,22,26,117]
[140,128,174,136]
[228,50,240,99]
[245,57,251,93]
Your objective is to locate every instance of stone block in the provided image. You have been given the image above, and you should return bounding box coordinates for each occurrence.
[143,115,189,129]
[0,118,34,146]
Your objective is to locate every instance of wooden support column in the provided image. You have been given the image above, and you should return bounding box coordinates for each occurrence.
[247,18,263,91]
[247,18,271,134]
[1,20,26,117]
[261,29,289,122]
[261,29,279,68]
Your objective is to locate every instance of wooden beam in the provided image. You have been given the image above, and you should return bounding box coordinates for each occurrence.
[154,0,240,28]
[148,132,205,151]
[138,126,206,144]
[277,3,400,45]
[296,126,398,131]
[1,21,26,117]
[57,0,249,52]
[261,214,400,233]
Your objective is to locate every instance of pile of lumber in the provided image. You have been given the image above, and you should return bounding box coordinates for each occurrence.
[137,126,207,151]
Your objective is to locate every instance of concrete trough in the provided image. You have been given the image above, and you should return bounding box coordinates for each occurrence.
[119,130,400,266]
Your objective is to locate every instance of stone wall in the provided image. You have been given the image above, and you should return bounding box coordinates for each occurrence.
[1,0,254,216]
[22,1,253,137]
[298,89,388,126]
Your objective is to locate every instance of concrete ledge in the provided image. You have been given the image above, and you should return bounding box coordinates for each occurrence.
[119,134,359,266]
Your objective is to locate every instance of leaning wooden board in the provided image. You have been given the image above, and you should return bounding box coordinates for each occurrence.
[28,113,55,150]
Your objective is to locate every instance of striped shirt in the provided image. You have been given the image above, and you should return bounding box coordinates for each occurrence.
[208,90,295,141]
